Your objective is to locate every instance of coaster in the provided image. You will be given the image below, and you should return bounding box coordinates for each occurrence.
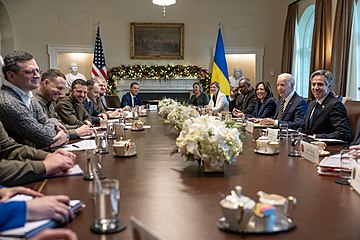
[91,220,127,234]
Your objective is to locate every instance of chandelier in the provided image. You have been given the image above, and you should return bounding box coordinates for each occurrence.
[152,0,176,18]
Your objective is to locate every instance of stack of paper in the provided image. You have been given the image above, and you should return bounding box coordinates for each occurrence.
[317,154,354,177]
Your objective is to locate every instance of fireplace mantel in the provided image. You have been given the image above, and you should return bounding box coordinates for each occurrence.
[116,78,196,101]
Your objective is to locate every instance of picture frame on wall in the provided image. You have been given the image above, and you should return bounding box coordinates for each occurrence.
[130,22,184,60]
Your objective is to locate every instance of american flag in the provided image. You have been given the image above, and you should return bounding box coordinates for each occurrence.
[91,27,107,80]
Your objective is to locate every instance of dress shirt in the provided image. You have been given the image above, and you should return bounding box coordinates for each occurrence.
[3,80,32,109]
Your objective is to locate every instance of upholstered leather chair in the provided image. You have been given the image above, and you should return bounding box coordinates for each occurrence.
[345,100,360,139]
[104,95,121,108]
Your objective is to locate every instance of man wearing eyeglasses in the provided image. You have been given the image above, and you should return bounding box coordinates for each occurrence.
[0,51,68,149]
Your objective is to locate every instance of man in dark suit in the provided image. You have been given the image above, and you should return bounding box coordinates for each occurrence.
[299,70,352,142]
[230,78,256,117]
[260,73,307,130]
[120,82,144,110]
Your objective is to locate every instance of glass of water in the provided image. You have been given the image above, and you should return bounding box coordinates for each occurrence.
[279,122,289,140]
[335,150,356,185]
[91,179,126,233]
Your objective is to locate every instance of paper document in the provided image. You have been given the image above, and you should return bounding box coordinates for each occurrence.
[47,164,83,178]
[63,140,96,151]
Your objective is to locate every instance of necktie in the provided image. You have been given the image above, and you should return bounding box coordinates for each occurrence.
[309,102,320,127]
[213,95,217,107]
[132,96,135,108]
[276,99,286,120]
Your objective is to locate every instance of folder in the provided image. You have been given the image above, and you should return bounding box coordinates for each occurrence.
[0,195,82,239]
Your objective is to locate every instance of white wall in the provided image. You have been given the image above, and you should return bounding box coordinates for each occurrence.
[1,0,289,88]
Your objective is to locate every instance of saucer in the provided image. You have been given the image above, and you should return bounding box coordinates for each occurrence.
[319,150,330,157]
[113,151,137,157]
[254,149,279,155]
[217,216,296,234]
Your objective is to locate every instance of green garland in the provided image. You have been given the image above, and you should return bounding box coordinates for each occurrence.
[107,64,211,95]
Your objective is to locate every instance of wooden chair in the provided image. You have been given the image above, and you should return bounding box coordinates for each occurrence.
[105,95,121,108]
[345,100,360,139]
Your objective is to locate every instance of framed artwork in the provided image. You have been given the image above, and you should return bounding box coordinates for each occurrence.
[130,22,184,60]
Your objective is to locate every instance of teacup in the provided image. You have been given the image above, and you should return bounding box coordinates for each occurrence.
[132,120,144,130]
[100,119,108,129]
[310,141,327,154]
[257,191,296,225]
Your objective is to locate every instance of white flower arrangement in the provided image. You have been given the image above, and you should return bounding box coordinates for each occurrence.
[165,105,200,130]
[158,98,181,119]
[175,115,243,169]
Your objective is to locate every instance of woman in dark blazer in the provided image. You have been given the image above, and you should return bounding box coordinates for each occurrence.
[189,82,209,107]
[248,82,276,119]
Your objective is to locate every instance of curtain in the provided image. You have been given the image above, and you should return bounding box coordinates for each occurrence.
[309,0,332,98]
[330,0,354,96]
[281,2,298,73]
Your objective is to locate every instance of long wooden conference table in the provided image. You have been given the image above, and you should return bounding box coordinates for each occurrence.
[31,112,360,240]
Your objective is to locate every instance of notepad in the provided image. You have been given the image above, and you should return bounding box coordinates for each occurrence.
[46,164,83,178]
[63,140,96,151]
[0,195,82,239]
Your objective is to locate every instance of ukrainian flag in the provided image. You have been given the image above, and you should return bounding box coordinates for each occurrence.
[211,28,230,95]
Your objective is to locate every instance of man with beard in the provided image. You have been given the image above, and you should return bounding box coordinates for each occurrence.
[55,79,92,126]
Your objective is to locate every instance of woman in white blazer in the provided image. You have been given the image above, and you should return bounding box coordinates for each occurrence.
[207,81,229,112]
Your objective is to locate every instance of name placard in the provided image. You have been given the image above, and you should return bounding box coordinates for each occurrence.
[267,128,278,141]
[351,162,360,195]
[245,121,254,133]
[300,140,320,164]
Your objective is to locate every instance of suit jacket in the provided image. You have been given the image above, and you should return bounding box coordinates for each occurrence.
[0,201,26,231]
[208,91,229,112]
[230,88,256,115]
[83,98,103,124]
[249,96,276,118]
[120,93,143,108]
[300,93,352,142]
[276,92,308,130]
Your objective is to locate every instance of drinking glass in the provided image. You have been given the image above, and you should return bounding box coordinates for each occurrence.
[288,130,301,157]
[335,150,355,185]
[279,122,289,140]
[96,133,109,154]
[91,179,126,233]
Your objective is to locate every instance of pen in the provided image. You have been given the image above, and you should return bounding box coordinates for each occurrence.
[72,144,80,148]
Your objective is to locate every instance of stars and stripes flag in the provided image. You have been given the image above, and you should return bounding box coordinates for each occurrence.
[91,27,107,80]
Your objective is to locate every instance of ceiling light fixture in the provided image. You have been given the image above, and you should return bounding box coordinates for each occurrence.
[152,0,176,18]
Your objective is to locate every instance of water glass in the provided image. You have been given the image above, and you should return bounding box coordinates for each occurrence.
[107,123,116,139]
[279,122,289,140]
[288,130,301,157]
[92,179,122,233]
[335,150,355,185]
[96,133,109,154]
[84,149,96,180]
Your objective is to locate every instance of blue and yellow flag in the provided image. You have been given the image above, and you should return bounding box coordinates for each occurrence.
[211,28,230,95]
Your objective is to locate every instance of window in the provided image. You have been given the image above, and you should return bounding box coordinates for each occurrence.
[348,1,360,100]
[293,5,315,98]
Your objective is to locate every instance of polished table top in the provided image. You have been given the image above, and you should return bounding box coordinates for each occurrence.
[35,112,360,240]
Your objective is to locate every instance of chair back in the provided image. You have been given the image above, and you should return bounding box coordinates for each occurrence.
[345,100,360,139]
[105,95,121,108]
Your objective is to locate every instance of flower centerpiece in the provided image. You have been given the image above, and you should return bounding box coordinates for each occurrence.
[175,115,243,170]
[165,105,200,130]
[158,98,181,119]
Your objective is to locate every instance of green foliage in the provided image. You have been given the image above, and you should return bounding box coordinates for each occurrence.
[107,64,211,95]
